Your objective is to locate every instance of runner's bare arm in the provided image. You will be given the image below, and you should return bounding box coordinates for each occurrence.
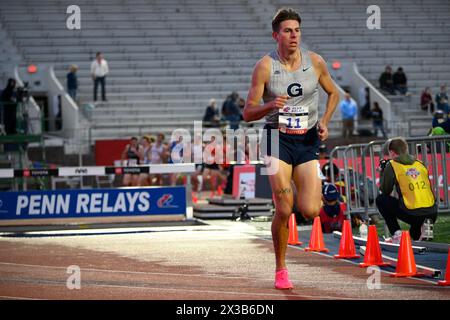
[311,52,339,140]
[243,57,289,122]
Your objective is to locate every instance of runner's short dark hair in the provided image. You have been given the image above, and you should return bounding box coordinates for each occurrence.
[272,8,302,32]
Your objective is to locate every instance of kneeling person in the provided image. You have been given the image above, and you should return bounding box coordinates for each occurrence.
[376,137,437,243]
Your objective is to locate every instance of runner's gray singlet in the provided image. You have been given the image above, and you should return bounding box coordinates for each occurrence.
[263,47,319,130]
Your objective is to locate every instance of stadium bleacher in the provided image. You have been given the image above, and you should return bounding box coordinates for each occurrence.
[272,0,450,136]
[0,0,273,140]
[0,0,449,140]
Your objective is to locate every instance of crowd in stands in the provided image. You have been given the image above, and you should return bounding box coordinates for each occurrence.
[421,85,448,115]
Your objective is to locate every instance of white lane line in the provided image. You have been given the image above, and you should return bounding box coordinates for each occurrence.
[71,282,354,300]
[0,261,444,290]
[0,261,261,279]
[0,226,226,237]
[261,238,442,286]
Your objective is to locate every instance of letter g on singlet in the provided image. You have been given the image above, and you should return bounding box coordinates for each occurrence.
[287,83,303,97]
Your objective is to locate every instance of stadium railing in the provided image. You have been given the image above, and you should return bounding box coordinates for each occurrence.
[330,135,450,227]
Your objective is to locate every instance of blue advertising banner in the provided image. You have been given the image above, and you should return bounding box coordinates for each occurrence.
[0,187,186,220]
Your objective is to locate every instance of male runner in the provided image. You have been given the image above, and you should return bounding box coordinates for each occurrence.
[243,8,339,290]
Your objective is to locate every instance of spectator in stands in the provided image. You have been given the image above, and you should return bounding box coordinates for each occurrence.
[420,87,434,113]
[432,110,446,128]
[393,67,408,95]
[221,91,241,130]
[371,102,387,139]
[203,98,220,127]
[121,136,142,186]
[91,52,109,102]
[376,137,437,243]
[66,64,78,101]
[339,91,357,139]
[1,78,17,135]
[435,85,449,115]
[379,65,395,95]
[431,110,450,134]
[319,183,346,233]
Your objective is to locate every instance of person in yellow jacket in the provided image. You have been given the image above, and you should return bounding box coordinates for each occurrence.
[376,137,437,243]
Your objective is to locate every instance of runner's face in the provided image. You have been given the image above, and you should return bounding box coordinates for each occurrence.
[274,20,301,52]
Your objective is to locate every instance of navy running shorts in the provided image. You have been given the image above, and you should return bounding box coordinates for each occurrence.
[263,123,320,167]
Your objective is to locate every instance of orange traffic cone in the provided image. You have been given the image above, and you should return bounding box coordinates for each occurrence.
[217,185,224,196]
[359,225,390,267]
[334,220,360,259]
[288,214,303,246]
[391,231,424,277]
[305,216,329,252]
[438,248,450,286]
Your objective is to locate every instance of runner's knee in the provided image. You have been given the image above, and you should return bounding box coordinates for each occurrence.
[298,203,321,220]
[273,191,294,220]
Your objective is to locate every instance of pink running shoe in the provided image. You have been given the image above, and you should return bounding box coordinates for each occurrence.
[274,268,293,290]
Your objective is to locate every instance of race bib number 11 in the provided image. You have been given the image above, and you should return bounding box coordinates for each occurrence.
[278,105,309,134]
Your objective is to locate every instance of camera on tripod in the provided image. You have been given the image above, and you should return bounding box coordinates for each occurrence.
[232,203,252,221]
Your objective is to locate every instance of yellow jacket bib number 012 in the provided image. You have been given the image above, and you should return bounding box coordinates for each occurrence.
[390,160,435,210]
